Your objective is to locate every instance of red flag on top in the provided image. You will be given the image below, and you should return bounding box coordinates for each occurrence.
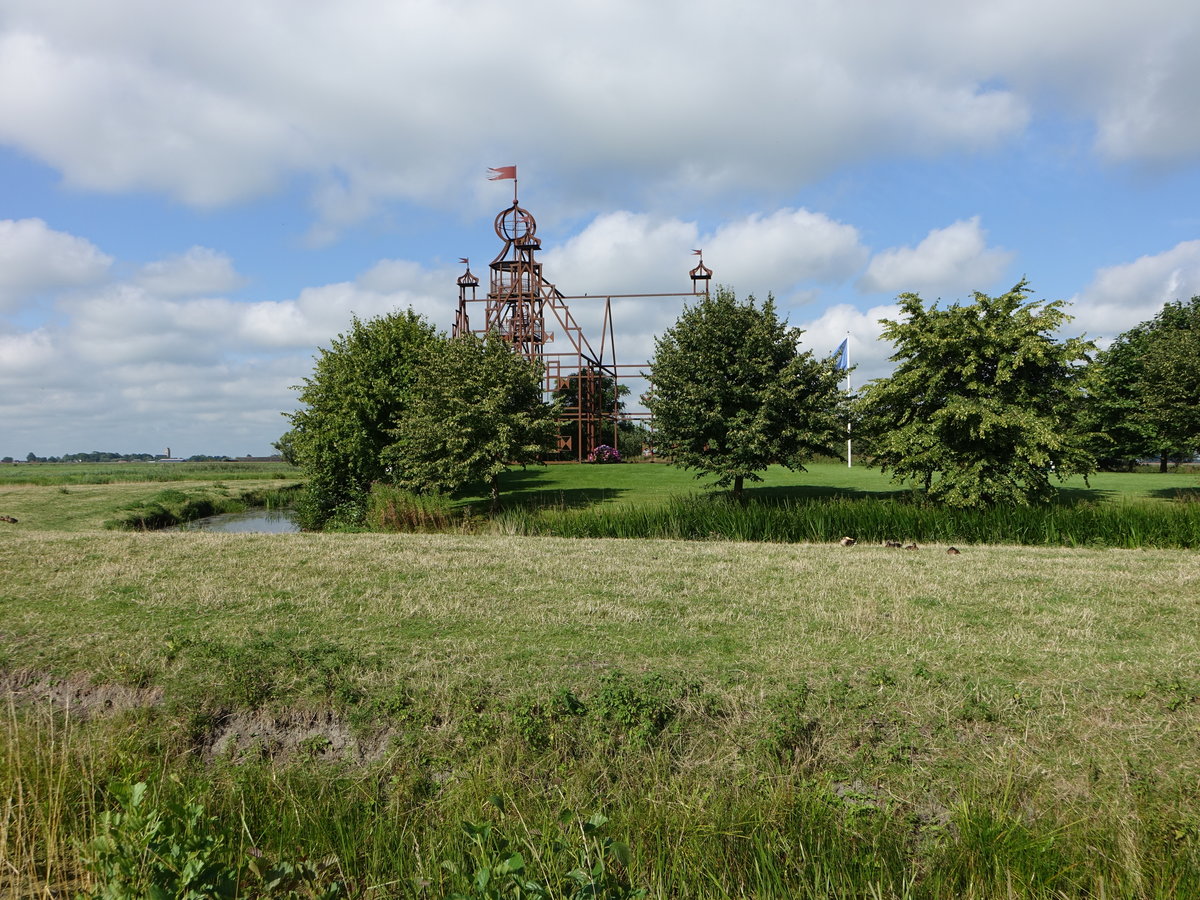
[458,257,469,264]
[692,249,703,256]
[487,165,517,181]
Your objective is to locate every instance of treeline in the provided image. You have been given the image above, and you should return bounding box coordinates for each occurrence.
[10,451,234,463]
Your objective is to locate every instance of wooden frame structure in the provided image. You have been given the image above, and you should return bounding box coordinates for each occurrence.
[454,188,712,461]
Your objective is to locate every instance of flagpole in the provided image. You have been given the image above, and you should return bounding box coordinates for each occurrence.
[845,333,852,468]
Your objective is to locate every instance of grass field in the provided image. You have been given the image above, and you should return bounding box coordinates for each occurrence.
[3,462,1200,896]
[0,460,298,486]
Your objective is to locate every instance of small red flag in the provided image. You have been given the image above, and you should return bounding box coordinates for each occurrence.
[458,257,469,265]
[692,249,703,256]
[487,165,517,181]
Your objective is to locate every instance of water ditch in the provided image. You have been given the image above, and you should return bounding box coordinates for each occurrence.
[170,508,300,533]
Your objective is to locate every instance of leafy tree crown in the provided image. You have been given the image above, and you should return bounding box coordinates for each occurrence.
[388,332,559,506]
[285,309,439,527]
[857,281,1095,507]
[646,287,845,496]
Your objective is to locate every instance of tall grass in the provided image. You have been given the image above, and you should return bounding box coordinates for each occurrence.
[366,484,477,533]
[4,690,1198,899]
[493,493,1200,548]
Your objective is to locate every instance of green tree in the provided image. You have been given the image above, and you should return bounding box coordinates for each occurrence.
[272,429,299,466]
[1085,296,1200,471]
[285,310,438,529]
[857,281,1095,507]
[645,287,845,499]
[387,332,559,511]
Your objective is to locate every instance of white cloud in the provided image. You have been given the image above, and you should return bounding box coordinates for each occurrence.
[1070,239,1200,341]
[1093,50,1200,165]
[705,210,868,299]
[237,283,444,349]
[4,1,1194,233]
[134,246,245,297]
[858,217,1013,296]
[0,31,300,207]
[0,328,56,378]
[544,208,866,302]
[53,283,449,385]
[542,212,700,296]
[0,218,112,310]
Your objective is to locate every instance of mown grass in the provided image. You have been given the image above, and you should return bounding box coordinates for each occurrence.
[4,464,1200,895]
[3,530,1199,896]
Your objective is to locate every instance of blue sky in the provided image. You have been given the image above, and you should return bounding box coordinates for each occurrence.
[2,0,1199,458]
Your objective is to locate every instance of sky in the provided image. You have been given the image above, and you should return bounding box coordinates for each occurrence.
[2,0,1200,459]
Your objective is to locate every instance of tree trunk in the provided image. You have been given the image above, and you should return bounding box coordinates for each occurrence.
[1160,454,1169,473]
[733,474,744,501]
[490,474,500,515]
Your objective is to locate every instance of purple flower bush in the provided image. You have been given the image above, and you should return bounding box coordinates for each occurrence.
[587,444,622,464]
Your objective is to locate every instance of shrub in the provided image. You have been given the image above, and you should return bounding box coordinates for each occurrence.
[587,445,622,464]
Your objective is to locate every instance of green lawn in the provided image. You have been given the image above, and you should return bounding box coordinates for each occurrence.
[484,461,1200,508]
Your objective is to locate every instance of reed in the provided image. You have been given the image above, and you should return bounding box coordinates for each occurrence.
[366,484,477,533]
[493,493,1200,548]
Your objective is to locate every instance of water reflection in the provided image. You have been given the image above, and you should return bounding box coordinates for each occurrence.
[175,509,300,533]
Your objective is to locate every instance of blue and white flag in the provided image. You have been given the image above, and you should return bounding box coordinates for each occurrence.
[833,338,848,371]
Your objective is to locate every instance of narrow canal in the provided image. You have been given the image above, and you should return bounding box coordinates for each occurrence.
[173,509,300,533]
